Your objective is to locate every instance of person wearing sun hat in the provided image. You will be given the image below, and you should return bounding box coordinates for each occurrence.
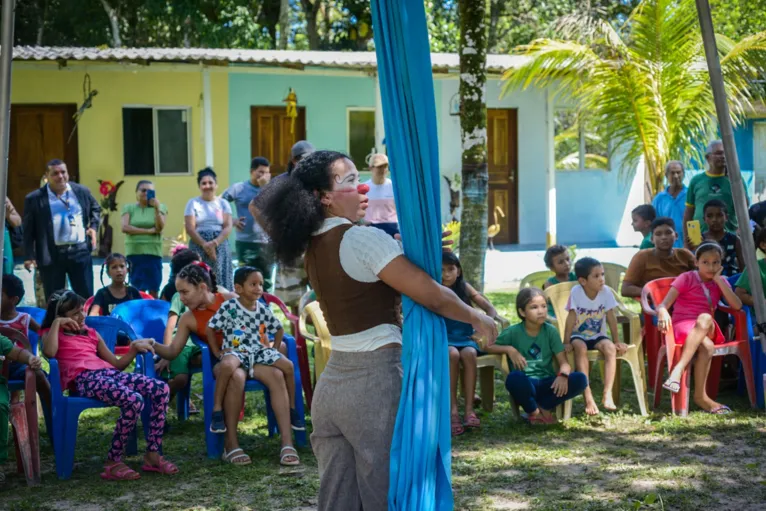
[362,152,399,237]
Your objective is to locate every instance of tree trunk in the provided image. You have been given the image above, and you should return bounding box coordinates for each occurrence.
[278,0,290,49]
[458,0,489,291]
[301,0,321,50]
[100,0,122,48]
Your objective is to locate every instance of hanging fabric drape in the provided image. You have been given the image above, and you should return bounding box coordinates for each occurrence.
[370,1,452,510]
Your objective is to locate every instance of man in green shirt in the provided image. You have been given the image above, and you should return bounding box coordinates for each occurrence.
[683,140,746,248]
[0,334,41,481]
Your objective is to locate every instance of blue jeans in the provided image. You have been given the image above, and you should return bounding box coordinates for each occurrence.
[504,370,588,413]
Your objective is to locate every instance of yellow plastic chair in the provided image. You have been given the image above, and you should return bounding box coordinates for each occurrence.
[601,262,627,291]
[519,270,554,290]
[299,301,332,384]
[474,314,510,412]
[544,281,648,418]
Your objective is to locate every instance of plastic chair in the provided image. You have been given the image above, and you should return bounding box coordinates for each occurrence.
[300,301,332,383]
[263,293,313,410]
[1,329,41,485]
[645,278,756,416]
[17,306,45,351]
[471,314,509,412]
[602,262,627,291]
[545,281,649,417]
[640,278,674,393]
[192,332,307,459]
[47,323,155,479]
[520,270,554,289]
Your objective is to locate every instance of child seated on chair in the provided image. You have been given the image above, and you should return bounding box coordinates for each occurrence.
[564,257,628,415]
[0,332,42,485]
[442,252,502,435]
[41,290,177,480]
[700,199,743,277]
[656,242,741,414]
[205,267,303,435]
[542,244,577,317]
[487,288,587,425]
[735,228,766,307]
[0,274,50,410]
[89,253,143,316]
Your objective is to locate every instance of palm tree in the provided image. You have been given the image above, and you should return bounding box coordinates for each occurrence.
[501,0,766,197]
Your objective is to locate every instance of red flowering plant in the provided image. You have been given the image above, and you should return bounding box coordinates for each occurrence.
[97,179,124,212]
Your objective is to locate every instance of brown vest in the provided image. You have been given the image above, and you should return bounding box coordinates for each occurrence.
[305,224,402,336]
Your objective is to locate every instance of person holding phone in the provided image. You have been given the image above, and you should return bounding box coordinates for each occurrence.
[121,180,167,297]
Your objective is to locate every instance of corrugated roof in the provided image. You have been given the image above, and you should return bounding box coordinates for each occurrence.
[11,46,525,73]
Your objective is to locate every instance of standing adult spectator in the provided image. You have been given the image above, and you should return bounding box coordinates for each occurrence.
[121,180,167,297]
[273,141,315,309]
[22,159,100,300]
[184,168,234,291]
[362,153,399,237]
[683,140,743,248]
[223,157,276,292]
[652,161,686,248]
[3,198,21,275]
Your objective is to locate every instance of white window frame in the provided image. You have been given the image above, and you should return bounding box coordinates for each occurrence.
[554,108,610,172]
[123,105,193,176]
[346,107,377,162]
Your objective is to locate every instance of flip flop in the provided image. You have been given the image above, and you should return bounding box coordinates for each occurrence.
[451,413,465,436]
[528,410,557,426]
[706,405,731,415]
[662,379,681,394]
[464,412,481,429]
[100,462,141,481]
[222,448,251,466]
[280,446,301,466]
[142,456,180,475]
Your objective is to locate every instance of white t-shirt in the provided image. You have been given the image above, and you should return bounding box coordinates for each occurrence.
[363,178,398,224]
[184,196,232,231]
[564,284,618,340]
[312,217,404,352]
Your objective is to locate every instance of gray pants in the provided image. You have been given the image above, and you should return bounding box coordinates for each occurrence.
[311,347,403,511]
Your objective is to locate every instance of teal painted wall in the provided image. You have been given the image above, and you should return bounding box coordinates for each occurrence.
[228,73,376,184]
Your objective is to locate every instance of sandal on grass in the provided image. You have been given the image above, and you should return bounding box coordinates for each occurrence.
[280,446,300,466]
[528,410,557,426]
[662,378,681,394]
[706,405,732,415]
[451,413,464,436]
[101,462,140,481]
[464,412,481,429]
[222,448,251,466]
[142,456,179,475]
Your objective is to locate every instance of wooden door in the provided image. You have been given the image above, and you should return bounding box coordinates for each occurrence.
[8,104,79,215]
[250,106,307,176]
[487,109,519,245]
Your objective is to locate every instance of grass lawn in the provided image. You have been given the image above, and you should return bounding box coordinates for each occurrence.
[2,292,766,510]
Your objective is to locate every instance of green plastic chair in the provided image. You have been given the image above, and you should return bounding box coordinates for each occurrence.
[519,270,554,290]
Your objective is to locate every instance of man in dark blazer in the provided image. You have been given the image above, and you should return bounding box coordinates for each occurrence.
[23,159,101,300]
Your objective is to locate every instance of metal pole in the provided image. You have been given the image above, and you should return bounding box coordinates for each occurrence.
[0,0,16,299]
[696,0,766,354]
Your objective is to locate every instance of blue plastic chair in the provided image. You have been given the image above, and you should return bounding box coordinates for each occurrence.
[48,317,155,479]
[191,333,307,459]
[727,273,765,408]
[9,307,51,435]
[17,306,45,353]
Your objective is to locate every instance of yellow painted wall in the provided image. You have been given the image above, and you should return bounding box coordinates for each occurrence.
[10,62,230,255]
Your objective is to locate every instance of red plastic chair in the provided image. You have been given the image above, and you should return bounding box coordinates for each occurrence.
[643,278,756,415]
[641,278,674,392]
[0,328,41,486]
[263,293,313,410]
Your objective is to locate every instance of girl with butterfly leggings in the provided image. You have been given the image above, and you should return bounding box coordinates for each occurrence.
[656,241,742,414]
[41,290,178,480]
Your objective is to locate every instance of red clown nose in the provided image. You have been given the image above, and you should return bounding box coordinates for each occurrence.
[357,183,370,194]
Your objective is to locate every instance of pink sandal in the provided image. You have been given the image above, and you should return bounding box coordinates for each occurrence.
[142,457,179,475]
[101,462,141,481]
[528,410,557,426]
[463,412,481,429]
[451,413,465,436]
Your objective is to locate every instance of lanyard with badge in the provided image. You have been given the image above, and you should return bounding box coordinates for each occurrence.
[59,191,77,227]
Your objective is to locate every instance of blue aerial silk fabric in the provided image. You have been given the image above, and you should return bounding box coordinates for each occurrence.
[370,1,453,510]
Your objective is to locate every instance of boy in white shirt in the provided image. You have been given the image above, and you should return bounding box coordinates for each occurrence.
[362,153,399,237]
[563,257,628,416]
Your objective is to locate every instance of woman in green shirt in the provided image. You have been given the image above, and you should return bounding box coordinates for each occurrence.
[486,287,587,425]
[121,180,168,297]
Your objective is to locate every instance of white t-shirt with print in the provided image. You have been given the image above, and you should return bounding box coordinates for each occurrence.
[183,196,232,231]
[564,284,618,341]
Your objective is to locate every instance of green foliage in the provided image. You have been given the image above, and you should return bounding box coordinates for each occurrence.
[501,0,766,195]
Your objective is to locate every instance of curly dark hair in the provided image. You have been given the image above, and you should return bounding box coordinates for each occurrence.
[177,262,218,292]
[254,150,348,264]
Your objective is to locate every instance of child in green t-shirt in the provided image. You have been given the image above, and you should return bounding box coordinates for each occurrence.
[542,245,577,318]
[486,288,587,425]
[0,333,42,484]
